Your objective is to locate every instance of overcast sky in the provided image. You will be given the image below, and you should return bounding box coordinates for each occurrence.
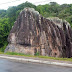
[0,0,72,10]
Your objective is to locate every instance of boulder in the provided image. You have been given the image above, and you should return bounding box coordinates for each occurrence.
[5,8,72,58]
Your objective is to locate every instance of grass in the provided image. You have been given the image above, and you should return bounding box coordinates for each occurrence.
[0,52,72,62]
[0,51,3,54]
[38,56,72,62]
[5,52,34,57]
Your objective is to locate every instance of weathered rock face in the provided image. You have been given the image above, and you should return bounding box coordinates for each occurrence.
[5,8,72,58]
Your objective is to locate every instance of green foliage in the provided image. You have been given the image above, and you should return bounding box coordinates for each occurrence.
[0,1,72,51]
[0,42,8,52]
[0,18,9,48]
[0,10,7,18]
[34,52,40,56]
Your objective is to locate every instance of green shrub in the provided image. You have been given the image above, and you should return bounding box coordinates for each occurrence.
[0,44,7,52]
[34,52,40,56]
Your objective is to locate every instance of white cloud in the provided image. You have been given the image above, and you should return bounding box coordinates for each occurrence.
[0,0,72,10]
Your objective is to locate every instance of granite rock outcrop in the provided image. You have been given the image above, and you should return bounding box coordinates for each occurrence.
[5,8,72,58]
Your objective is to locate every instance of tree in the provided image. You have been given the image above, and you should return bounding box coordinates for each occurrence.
[0,18,9,50]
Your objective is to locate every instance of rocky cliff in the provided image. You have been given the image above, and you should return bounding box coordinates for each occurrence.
[5,8,72,58]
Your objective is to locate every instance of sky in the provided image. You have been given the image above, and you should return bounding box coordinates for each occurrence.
[0,0,72,10]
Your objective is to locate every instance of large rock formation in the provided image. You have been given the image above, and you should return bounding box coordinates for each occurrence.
[5,8,72,58]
